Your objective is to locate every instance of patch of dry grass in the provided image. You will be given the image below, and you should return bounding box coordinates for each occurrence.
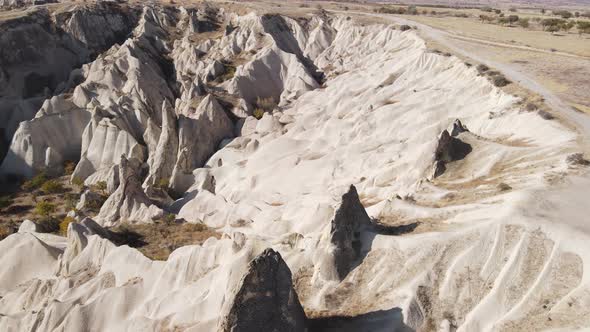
[110,222,220,261]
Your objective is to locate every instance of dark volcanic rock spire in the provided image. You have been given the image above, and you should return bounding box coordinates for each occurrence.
[219,248,307,332]
[329,184,371,281]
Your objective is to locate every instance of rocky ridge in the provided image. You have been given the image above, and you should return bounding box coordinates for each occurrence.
[0,2,589,332]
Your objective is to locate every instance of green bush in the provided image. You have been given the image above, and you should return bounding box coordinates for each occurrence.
[41,180,64,194]
[578,21,590,34]
[553,10,573,19]
[22,172,48,191]
[507,15,519,24]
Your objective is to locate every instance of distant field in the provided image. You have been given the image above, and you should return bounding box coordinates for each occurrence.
[408,15,590,57]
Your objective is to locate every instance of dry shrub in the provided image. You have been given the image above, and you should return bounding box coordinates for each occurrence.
[41,180,64,194]
[253,96,277,119]
[63,160,76,175]
[35,200,56,217]
[60,216,75,235]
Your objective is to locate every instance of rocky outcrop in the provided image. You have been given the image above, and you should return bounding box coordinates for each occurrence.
[143,100,178,188]
[432,122,472,178]
[1,108,91,177]
[449,119,468,137]
[316,185,371,282]
[0,3,137,165]
[97,155,163,226]
[71,111,146,182]
[170,95,233,193]
[219,248,307,332]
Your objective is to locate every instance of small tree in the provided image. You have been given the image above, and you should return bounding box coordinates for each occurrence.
[541,8,546,14]
[507,15,519,24]
[577,21,590,35]
[553,10,573,19]
[518,18,530,28]
[562,21,575,32]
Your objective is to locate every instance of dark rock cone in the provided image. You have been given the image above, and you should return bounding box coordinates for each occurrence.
[432,130,472,178]
[449,119,468,137]
[219,248,307,332]
[330,185,371,280]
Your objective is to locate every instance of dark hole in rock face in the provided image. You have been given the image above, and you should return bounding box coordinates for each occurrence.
[22,72,53,98]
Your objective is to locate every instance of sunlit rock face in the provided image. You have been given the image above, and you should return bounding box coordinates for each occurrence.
[0,2,588,332]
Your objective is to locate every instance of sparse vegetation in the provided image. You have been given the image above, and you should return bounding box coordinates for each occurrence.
[163,213,176,224]
[476,64,489,74]
[71,177,84,188]
[59,216,75,235]
[110,222,218,261]
[35,200,56,218]
[41,180,64,194]
[490,74,510,87]
[63,160,76,175]
[400,24,412,31]
[253,96,277,119]
[538,110,554,120]
[94,181,108,196]
[407,5,418,15]
[553,10,573,19]
[215,62,237,83]
[0,226,10,241]
[577,21,590,35]
[22,172,48,191]
[507,15,519,25]
[253,108,265,120]
[0,196,12,209]
[156,178,170,190]
[518,18,530,28]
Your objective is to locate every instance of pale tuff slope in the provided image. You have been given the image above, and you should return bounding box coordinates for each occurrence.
[1,4,590,332]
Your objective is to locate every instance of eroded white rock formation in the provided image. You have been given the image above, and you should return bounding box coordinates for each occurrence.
[1,3,589,332]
